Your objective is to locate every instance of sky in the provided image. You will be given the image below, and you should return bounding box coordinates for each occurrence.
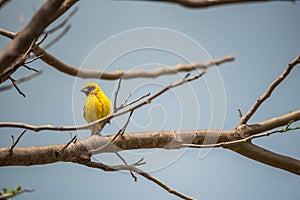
[1,0,300,199]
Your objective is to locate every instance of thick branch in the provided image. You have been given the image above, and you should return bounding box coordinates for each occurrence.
[1,110,300,175]
[0,0,78,83]
[226,142,300,175]
[0,0,65,74]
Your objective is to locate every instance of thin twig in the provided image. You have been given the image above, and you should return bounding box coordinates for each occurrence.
[133,157,146,166]
[8,77,26,97]
[76,158,195,200]
[0,71,206,132]
[120,92,132,108]
[111,110,134,142]
[0,71,42,92]
[36,33,48,46]
[118,93,150,111]
[25,54,45,64]
[182,125,300,149]
[114,78,122,113]
[55,135,77,157]
[9,130,27,155]
[22,64,39,72]
[238,54,300,126]
[115,152,138,181]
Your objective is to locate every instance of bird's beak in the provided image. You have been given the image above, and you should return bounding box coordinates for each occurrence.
[80,88,89,96]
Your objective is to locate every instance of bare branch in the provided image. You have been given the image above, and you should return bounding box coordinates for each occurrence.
[9,130,27,155]
[113,78,122,113]
[181,127,294,148]
[0,0,66,74]
[238,54,300,126]
[0,71,206,132]
[1,111,300,175]
[0,27,14,38]
[118,93,150,112]
[130,0,295,8]
[36,33,48,46]
[32,44,233,79]
[0,71,42,93]
[113,78,150,112]
[0,28,234,80]
[111,110,134,142]
[75,158,195,200]
[55,135,77,157]
[22,65,39,72]
[0,0,78,83]
[226,142,300,175]
[115,152,138,182]
[8,77,26,97]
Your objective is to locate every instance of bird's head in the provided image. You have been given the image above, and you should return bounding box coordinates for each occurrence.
[80,82,100,96]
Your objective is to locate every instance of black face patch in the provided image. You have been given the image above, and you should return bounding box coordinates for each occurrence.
[87,86,96,93]
[81,85,96,96]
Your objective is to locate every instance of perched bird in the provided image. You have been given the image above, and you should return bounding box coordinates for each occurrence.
[81,82,111,134]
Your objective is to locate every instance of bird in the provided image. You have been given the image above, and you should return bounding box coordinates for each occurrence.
[80,82,111,135]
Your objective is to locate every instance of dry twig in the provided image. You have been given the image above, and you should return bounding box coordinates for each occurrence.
[238,54,300,126]
[0,71,42,95]
[0,71,206,132]
[55,135,77,157]
[9,130,27,155]
[76,158,195,200]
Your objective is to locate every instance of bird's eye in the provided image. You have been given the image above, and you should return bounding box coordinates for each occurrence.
[87,86,96,91]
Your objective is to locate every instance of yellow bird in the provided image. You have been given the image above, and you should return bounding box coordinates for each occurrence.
[81,82,111,135]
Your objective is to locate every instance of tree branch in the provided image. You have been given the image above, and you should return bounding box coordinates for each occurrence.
[33,48,234,80]
[0,71,207,132]
[0,28,234,80]
[0,71,42,93]
[0,0,66,74]
[238,54,300,126]
[226,142,300,175]
[75,158,195,200]
[0,0,78,84]
[1,110,300,175]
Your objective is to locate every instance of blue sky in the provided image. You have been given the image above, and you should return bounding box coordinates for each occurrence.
[1,1,300,199]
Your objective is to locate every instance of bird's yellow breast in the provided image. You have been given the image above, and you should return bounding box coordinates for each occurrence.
[83,89,111,132]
